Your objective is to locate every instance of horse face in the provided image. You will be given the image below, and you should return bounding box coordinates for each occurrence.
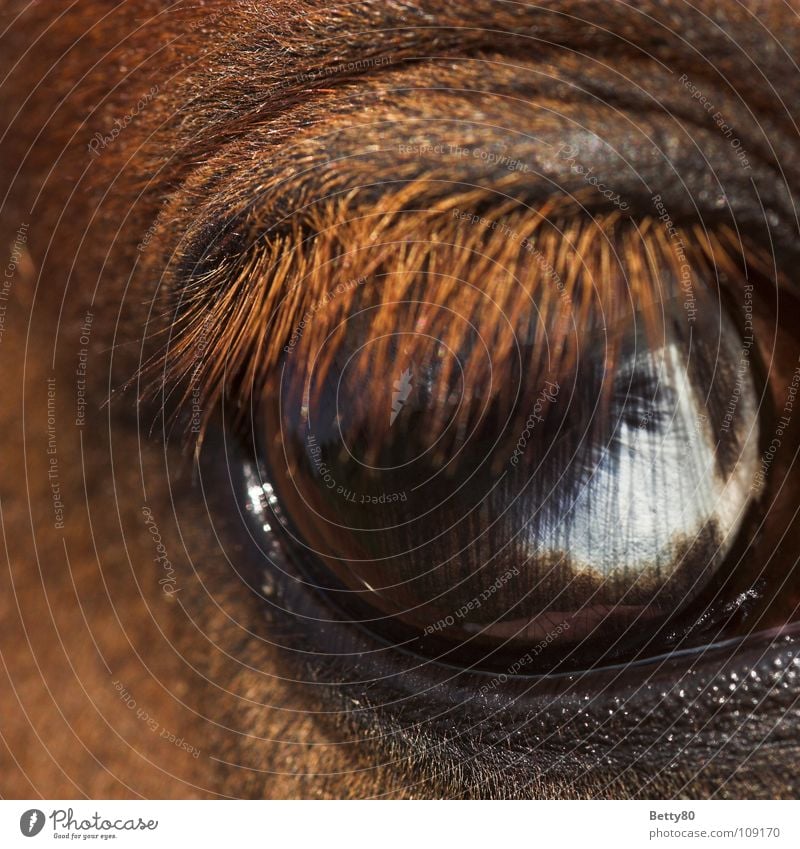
[2,0,800,798]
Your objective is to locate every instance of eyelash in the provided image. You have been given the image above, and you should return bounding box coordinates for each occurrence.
[147,195,778,452]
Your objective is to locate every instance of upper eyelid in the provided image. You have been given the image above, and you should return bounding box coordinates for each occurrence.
[143,70,790,447]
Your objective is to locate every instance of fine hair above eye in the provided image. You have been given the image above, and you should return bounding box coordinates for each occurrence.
[149,185,777,453]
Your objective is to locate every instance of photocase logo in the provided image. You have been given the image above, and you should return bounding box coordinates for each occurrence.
[19,809,45,837]
[390,366,414,426]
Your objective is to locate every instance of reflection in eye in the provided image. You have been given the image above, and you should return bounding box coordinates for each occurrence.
[230,212,769,674]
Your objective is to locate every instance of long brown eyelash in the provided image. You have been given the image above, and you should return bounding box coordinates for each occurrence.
[143,184,774,451]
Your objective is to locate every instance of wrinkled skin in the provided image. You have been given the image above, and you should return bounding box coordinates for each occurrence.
[1,0,800,798]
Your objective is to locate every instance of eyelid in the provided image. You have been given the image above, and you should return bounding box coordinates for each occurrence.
[155,49,791,291]
[145,64,788,448]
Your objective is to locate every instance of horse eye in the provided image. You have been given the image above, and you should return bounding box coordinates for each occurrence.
[242,216,766,674]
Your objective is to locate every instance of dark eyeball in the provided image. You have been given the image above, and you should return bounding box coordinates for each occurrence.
[251,277,761,675]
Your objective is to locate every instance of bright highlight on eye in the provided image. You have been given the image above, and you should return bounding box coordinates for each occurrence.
[233,209,767,673]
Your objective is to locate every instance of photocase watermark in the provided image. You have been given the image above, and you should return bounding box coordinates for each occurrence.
[87,84,159,156]
[398,141,532,174]
[682,409,709,455]
[186,5,227,31]
[20,806,158,836]
[114,679,199,759]
[678,73,752,170]
[305,432,407,504]
[137,219,158,253]
[189,313,213,433]
[451,208,574,322]
[75,311,93,427]
[141,506,180,597]
[283,275,367,355]
[477,620,571,696]
[268,55,393,96]
[752,358,800,493]
[651,193,697,323]
[557,143,630,211]
[509,379,560,466]
[137,195,171,253]
[0,222,29,348]
[423,566,521,636]
[720,282,755,433]
[19,809,45,837]
[47,377,65,531]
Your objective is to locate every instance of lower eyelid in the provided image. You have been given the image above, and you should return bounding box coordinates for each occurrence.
[219,450,800,762]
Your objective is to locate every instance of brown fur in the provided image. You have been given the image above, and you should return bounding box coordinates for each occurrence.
[2,0,800,798]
